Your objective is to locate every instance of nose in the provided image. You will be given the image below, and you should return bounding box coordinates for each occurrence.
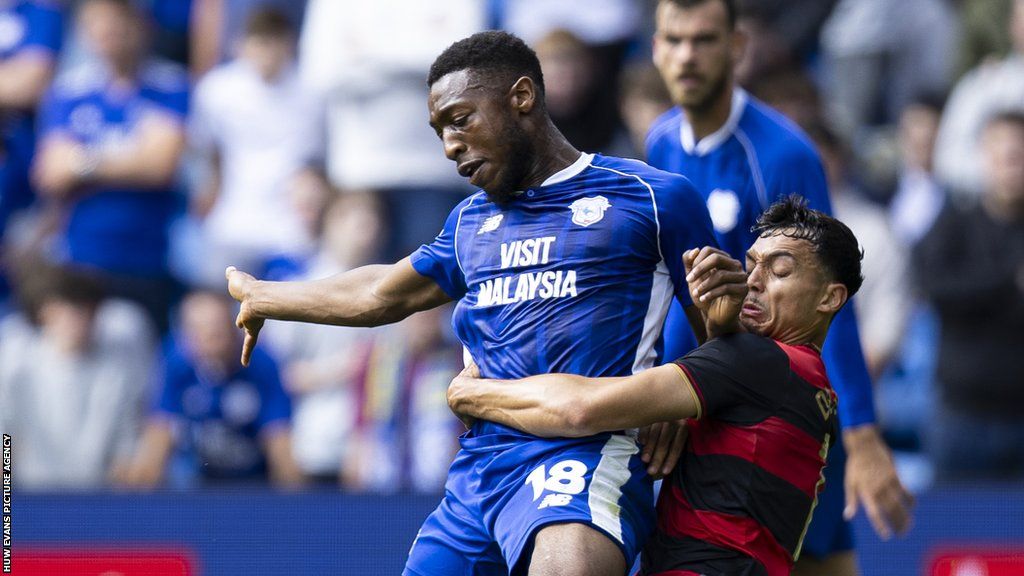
[442,131,466,161]
[746,265,764,293]
[674,39,697,67]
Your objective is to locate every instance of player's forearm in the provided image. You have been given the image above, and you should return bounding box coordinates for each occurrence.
[247,265,412,327]
[448,367,696,437]
[448,373,590,437]
[91,137,184,189]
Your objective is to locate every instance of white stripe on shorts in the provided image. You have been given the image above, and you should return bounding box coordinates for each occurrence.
[588,434,640,544]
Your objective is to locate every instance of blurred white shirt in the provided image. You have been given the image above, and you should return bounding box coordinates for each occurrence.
[191,60,324,254]
[299,0,482,190]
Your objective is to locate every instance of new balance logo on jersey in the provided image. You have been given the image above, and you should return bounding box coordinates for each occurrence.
[478,213,504,234]
[569,196,611,227]
[538,494,573,509]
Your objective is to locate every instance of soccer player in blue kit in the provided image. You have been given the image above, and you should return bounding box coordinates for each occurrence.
[644,1,914,573]
[227,31,719,575]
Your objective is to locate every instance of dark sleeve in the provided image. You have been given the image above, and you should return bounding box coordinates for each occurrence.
[913,203,1018,315]
[673,333,788,419]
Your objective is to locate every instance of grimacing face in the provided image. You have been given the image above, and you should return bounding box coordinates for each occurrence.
[428,69,533,204]
[652,0,739,111]
[741,233,843,345]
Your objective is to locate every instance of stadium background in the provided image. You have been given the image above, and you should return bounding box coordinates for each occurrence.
[1,0,1022,574]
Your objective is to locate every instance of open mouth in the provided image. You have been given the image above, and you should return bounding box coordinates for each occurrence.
[457,159,484,180]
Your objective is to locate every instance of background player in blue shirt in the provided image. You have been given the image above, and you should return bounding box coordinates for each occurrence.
[228,31,719,576]
[645,1,913,574]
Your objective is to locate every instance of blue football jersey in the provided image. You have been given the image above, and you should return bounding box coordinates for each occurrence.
[38,59,188,276]
[412,152,717,437]
[646,88,876,429]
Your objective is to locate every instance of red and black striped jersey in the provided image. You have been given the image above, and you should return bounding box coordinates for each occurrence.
[642,332,838,576]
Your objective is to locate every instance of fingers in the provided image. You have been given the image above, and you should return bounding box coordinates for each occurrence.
[695,279,749,304]
[843,477,858,521]
[646,424,675,476]
[862,489,892,540]
[641,422,666,465]
[637,425,650,447]
[241,328,259,367]
[685,247,742,284]
[658,423,689,477]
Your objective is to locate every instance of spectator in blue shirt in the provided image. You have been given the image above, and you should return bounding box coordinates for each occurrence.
[32,0,187,332]
[120,290,305,488]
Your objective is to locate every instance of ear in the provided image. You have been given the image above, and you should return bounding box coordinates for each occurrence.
[509,76,537,115]
[816,282,848,316]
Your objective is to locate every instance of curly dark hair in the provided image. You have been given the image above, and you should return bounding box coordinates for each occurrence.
[753,195,864,298]
[427,31,545,98]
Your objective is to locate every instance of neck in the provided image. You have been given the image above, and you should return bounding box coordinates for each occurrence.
[683,84,735,142]
[110,55,139,83]
[519,119,582,189]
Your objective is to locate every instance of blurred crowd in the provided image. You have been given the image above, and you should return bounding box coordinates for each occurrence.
[0,0,1021,493]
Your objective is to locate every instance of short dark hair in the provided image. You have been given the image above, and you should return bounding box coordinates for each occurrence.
[244,6,294,38]
[660,0,738,29]
[13,260,106,325]
[427,31,545,98]
[753,195,864,299]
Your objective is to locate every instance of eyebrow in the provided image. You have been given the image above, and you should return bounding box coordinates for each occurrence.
[746,249,797,263]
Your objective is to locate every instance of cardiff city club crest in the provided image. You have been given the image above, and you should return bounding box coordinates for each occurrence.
[568,196,611,227]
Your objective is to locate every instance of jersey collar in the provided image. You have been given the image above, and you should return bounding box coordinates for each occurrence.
[679,88,748,157]
[540,152,594,187]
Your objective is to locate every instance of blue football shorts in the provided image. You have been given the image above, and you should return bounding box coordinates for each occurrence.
[403,431,656,576]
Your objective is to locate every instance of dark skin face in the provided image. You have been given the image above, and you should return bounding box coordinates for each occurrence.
[428,69,579,205]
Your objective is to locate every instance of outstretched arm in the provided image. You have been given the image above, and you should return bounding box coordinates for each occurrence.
[447,364,699,438]
[227,257,451,365]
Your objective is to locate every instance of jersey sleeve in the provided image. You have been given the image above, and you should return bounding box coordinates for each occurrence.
[654,174,719,306]
[672,333,785,418]
[822,304,878,428]
[409,195,475,300]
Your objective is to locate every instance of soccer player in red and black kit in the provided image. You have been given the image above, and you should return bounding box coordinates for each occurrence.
[448,196,859,576]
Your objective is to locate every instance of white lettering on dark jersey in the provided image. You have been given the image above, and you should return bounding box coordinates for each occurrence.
[499,236,556,269]
[476,270,578,308]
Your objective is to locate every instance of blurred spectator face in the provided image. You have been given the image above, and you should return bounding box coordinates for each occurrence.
[983,115,1024,217]
[79,0,143,68]
[534,30,595,120]
[899,103,941,173]
[653,0,743,111]
[322,192,385,266]
[181,292,239,370]
[38,298,96,355]
[240,33,294,82]
[618,63,673,154]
